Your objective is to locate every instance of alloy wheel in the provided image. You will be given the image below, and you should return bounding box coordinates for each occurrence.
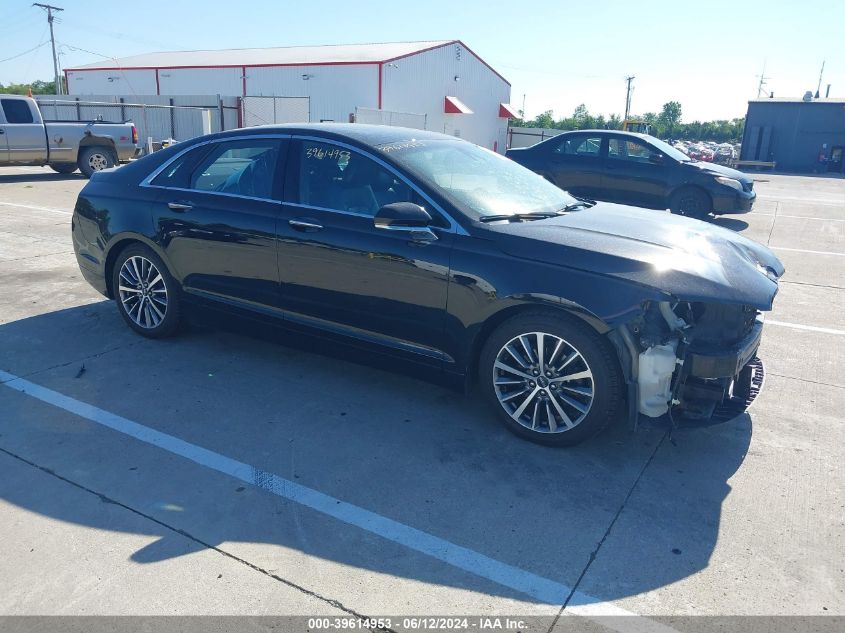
[118,255,168,329]
[492,332,594,433]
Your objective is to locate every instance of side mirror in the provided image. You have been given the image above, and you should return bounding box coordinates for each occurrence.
[649,153,665,165]
[374,202,431,228]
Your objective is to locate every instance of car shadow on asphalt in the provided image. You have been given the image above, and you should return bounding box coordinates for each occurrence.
[0,172,84,184]
[0,302,753,607]
[708,217,750,232]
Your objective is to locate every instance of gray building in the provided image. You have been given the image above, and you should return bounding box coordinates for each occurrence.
[741,97,845,174]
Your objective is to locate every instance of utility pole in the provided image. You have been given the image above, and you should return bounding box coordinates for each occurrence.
[756,62,770,98]
[624,75,635,120]
[815,60,825,98]
[33,3,64,95]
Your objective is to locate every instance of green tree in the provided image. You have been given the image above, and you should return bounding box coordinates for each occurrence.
[0,79,57,95]
[658,101,683,138]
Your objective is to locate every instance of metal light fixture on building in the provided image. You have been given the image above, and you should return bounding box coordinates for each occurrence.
[302,73,314,80]
[454,75,460,82]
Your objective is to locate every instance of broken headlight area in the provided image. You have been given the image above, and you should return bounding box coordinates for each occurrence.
[614,300,765,427]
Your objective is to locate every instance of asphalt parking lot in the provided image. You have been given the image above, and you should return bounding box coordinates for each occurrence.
[0,166,843,630]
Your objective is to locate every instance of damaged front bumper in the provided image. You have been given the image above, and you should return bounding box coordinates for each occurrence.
[674,318,763,421]
[611,301,767,428]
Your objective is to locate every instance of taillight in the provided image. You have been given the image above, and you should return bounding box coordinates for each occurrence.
[131,125,138,145]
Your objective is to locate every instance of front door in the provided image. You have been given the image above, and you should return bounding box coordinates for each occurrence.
[601,135,670,208]
[148,136,286,308]
[829,146,844,173]
[0,98,47,163]
[277,138,454,364]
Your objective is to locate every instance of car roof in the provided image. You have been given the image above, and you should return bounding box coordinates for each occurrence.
[208,123,457,148]
[556,129,652,139]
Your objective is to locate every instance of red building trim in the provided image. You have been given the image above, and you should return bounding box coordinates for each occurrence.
[65,61,382,72]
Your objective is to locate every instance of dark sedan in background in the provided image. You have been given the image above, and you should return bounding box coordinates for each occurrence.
[507,130,756,218]
[72,125,782,446]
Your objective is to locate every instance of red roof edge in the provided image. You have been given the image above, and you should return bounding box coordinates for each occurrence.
[65,40,511,86]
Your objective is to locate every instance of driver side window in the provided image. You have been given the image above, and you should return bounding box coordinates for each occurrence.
[608,138,655,163]
[295,140,415,217]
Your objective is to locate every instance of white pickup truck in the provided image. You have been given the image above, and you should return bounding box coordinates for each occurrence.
[0,94,139,177]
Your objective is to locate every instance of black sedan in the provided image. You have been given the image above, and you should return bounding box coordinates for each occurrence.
[507,130,756,218]
[72,124,783,446]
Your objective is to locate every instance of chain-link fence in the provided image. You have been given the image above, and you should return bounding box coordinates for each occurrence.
[354,107,427,130]
[35,94,241,151]
[241,96,310,127]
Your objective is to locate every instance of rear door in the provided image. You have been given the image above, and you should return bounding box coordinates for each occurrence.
[0,98,47,163]
[601,135,670,208]
[147,136,287,308]
[545,133,605,198]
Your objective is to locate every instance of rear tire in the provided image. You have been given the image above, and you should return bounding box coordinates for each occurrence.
[111,244,181,338]
[78,146,116,178]
[49,163,77,174]
[669,187,711,219]
[478,312,623,446]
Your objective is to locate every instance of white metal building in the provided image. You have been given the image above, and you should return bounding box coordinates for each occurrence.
[64,40,516,152]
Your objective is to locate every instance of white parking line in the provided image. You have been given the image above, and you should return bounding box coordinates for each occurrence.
[757,195,845,206]
[753,213,845,222]
[0,201,72,216]
[0,369,676,633]
[770,246,845,257]
[766,320,845,336]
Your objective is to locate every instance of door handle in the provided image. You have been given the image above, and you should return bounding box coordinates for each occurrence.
[167,201,192,212]
[289,219,323,232]
[0,129,5,134]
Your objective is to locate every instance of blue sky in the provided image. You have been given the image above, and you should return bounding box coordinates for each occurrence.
[1,0,842,121]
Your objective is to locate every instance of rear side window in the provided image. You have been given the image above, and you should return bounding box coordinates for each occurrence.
[552,135,601,156]
[149,145,209,188]
[1,99,34,124]
[190,139,281,200]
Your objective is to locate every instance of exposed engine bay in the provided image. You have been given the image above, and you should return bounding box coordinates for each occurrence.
[612,300,764,426]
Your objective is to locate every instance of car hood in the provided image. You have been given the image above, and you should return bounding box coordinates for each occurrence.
[684,159,750,182]
[483,203,785,310]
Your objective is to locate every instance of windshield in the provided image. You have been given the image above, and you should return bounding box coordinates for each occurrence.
[380,139,578,220]
[647,136,692,162]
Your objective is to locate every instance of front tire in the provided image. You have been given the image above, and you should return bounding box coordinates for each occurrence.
[112,244,181,338]
[478,312,623,446]
[78,146,115,177]
[669,186,711,219]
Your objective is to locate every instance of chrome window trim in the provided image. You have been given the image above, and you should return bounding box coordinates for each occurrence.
[139,133,292,188]
[292,135,468,236]
[143,185,282,205]
[284,200,448,237]
[138,131,469,235]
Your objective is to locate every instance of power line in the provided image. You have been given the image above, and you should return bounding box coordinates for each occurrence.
[33,3,64,94]
[0,39,51,64]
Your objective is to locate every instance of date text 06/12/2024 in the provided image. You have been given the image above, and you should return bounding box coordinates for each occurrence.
[307,617,527,630]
